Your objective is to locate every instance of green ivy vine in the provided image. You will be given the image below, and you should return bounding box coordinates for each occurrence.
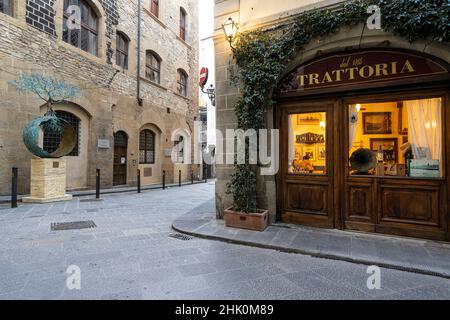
[226,0,450,213]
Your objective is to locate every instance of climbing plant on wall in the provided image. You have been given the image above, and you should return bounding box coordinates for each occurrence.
[226,0,450,213]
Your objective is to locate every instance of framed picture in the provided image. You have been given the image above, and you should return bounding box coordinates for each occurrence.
[317,145,326,160]
[301,146,316,161]
[297,113,322,125]
[370,138,398,162]
[363,112,392,134]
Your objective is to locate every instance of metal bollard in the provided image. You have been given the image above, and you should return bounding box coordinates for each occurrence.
[162,170,166,190]
[204,168,207,183]
[96,169,100,199]
[191,170,194,184]
[11,167,18,208]
[137,169,141,193]
[179,170,181,187]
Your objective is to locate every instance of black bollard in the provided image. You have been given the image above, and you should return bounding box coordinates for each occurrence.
[11,167,18,208]
[162,170,166,190]
[137,169,141,193]
[96,169,100,199]
[204,167,207,183]
[191,170,194,184]
[179,170,181,187]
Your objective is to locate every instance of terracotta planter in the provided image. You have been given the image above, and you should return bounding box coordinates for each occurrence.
[224,207,269,231]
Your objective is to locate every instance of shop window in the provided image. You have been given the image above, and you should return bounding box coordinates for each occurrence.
[63,0,98,56]
[179,7,186,41]
[288,112,327,175]
[150,0,159,17]
[177,69,187,97]
[348,98,443,178]
[0,0,13,16]
[43,111,80,156]
[145,51,161,84]
[116,32,129,69]
[139,129,155,164]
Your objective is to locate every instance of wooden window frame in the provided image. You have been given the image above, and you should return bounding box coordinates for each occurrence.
[179,7,186,41]
[145,51,161,84]
[63,0,99,56]
[150,0,159,17]
[116,32,129,69]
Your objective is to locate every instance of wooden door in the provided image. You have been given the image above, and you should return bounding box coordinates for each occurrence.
[342,91,449,240]
[278,101,337,228]
[113,131,128,186]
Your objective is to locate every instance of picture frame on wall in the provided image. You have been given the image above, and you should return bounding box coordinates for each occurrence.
[317,145,326,160]
[370,138,398,162]
[363,112,392,134]
[302,146,316,161]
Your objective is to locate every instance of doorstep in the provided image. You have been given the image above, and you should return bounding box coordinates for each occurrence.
[172,208,450,279]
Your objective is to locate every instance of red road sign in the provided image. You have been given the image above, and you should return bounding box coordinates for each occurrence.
[199,67,209,87]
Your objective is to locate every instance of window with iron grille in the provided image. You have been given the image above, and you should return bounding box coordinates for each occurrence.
[150,0,159,17]
[114,131,128,147]
[0,0,13,16]
[43,111,80,156]
[174,136,184,163]
[63,0,98,56]
[177,69,187,97]
[139,129,155,164]
[145,51,161,84]
[116,32,129,69]
[179,7,186,41]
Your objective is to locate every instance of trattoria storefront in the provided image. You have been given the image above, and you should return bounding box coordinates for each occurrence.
[276,49,450,241]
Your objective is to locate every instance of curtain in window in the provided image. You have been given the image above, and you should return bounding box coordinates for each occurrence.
[288,115,295,170]
[406,98,442,162]
[349,105,359,152]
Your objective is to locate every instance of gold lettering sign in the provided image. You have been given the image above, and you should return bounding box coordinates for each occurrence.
[279,50,448,94]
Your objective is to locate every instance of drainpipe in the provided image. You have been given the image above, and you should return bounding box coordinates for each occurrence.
[136,0,142,106]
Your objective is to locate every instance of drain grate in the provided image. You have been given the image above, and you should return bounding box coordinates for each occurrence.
[79,199,104,203]
[51,220,97,231]
[168,233,192,241]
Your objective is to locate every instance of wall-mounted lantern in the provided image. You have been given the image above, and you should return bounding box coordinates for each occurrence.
[222,17,239,48]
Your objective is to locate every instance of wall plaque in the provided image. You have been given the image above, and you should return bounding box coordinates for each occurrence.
[97,139,110,149]
[279,50,448,94]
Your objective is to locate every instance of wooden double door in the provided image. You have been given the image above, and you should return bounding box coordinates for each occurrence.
[277,91,449,241]
[113,131,128,186]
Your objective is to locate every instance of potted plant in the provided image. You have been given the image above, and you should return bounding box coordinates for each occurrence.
[225,163,268,231]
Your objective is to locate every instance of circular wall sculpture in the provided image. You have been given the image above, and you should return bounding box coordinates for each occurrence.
[23,115,77,158]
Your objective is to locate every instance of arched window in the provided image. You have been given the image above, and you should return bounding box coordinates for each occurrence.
[0,0,13,16]
[43,111,80,156]
[116,32,129,69]
[179,7,186,41]
[139,129,155,164]
[150,0,159,17]
[177,69,188,97]
[63,0,98,56]
[145,51,161,84]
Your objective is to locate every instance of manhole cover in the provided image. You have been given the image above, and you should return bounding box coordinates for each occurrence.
[168,233,192,241]
[51,220,97,231]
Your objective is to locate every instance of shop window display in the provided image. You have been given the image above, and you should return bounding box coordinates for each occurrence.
[288,112,327,175]
[348,98,442,178]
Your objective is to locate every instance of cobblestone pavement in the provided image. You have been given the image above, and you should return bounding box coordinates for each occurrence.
[0,182,449,300]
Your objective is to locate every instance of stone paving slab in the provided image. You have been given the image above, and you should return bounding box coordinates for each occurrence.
[172,205,450,279]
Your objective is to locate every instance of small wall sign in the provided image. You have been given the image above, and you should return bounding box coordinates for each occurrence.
[97,139,110,149]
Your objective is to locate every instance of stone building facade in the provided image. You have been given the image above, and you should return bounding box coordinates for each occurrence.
[213,0,450,241]
[0,0,199,195]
